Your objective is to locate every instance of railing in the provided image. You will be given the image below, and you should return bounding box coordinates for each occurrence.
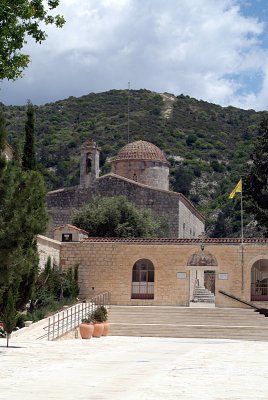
[38,291,111,341]
[192,278,199,301]
[219,290,268,317]
[131,282,154,299]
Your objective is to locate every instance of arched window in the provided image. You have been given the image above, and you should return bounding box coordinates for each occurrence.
[86,155,92,173]
[133,173,137,182]
[251,259,268,301]
[131,259,154,299]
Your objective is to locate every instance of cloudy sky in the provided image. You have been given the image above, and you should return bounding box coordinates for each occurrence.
[1,0,268,110]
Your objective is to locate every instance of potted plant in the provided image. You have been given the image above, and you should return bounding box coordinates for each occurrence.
[92,307,105,338]
[99,306,109,336]
[79,313,94,339]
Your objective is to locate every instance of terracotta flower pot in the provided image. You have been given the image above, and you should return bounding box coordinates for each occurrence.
[93,322,104,338]
[102,322,110,336]
[79,323,94,339]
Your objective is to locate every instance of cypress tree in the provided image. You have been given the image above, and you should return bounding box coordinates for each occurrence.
[22,101,36,171]
[0,108,48,315]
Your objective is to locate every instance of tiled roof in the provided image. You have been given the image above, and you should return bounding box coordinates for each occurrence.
[114,140,167,162]
[53,224,89,235]
[82,237,268,245]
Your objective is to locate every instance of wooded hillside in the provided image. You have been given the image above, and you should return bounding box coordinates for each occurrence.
[2,89,266,236]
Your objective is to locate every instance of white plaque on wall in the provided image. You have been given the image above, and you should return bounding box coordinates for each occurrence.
[218,273,228,280]
[176,272,187,279]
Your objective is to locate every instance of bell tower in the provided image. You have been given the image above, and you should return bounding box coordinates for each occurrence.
[80,140,100,188]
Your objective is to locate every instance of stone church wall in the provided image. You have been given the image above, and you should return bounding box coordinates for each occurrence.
[47,174,204,237]
[112,160,169,190]
[178,197,204,238]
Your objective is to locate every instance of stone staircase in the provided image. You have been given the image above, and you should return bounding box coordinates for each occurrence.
[193,285,215,303]
[109,306,268,341]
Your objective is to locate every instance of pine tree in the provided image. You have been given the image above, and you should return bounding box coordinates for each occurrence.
[244,118,268,236]
[22,101,36,171]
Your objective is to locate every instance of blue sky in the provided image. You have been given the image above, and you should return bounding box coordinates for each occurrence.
[1,0,268,110]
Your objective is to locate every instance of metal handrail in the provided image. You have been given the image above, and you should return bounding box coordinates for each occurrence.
[218,290,268,317]
[37,291,111,341]
[192,278,199,301]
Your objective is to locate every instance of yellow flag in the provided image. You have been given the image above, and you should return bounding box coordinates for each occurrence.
[229,179,242,199]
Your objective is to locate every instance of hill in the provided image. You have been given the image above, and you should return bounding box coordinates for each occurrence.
[1,89,267,236]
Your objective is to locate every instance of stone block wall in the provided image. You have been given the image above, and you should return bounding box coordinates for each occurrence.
[112,160,169,190]
[47,174,205,238]
[37,235,61,270]
[178,197,204,238]
[57,239,268,308]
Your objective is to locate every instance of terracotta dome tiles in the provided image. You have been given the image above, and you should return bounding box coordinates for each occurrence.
[115,140,167,162]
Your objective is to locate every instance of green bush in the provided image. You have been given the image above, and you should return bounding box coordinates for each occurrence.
[92,306,107,323]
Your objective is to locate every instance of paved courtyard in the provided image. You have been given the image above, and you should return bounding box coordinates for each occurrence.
[1,335,268,399]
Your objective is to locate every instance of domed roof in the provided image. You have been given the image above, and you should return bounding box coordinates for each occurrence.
[115,140,167,162]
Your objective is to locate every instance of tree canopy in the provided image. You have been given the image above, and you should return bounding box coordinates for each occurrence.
[72,196,166,238]
[0,110,48,314]
[0,0,65,80]
[244,118,268,236]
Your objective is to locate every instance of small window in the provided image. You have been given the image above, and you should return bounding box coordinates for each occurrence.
[62,233,73,242]
[86,154,92,173]
[133,173,137,181]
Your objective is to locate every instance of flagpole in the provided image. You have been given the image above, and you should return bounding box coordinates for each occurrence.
[241,179,244,245]
[241,178,244,291]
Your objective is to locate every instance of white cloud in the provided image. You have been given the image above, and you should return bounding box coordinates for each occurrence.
[1,0,268,110]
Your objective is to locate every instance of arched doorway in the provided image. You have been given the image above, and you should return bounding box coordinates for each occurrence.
[251,259,268,301]
[187,250,218,304]
[131,259,154,299]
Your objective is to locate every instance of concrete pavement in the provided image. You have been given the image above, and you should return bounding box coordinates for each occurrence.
[1,335,268,399]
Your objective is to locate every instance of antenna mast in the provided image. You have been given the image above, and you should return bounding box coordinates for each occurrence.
[127,81,130,143]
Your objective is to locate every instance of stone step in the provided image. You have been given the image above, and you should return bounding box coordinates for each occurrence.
[109,306,257,314]
[108,306,268,341]
[194,292,214,296]
[109,323,268,341]
[109,320,268,326]
[109,316,262,321]
[194,289,213,293]
[109,309,264,315]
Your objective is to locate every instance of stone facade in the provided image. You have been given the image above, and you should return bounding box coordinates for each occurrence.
[111,140,169,190]
[79,140,100,188]
[47,139,204,238]
[112,159,169,191]
[37,235,61,270]
[47,173,204,237]
[53,224,88,242]
[37,235,268,309]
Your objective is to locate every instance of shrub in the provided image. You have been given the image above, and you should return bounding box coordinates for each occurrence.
[92,306,107,323]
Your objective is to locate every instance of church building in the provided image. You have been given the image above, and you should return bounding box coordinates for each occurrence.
[47,139,204,238]
[37,139,268,310]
